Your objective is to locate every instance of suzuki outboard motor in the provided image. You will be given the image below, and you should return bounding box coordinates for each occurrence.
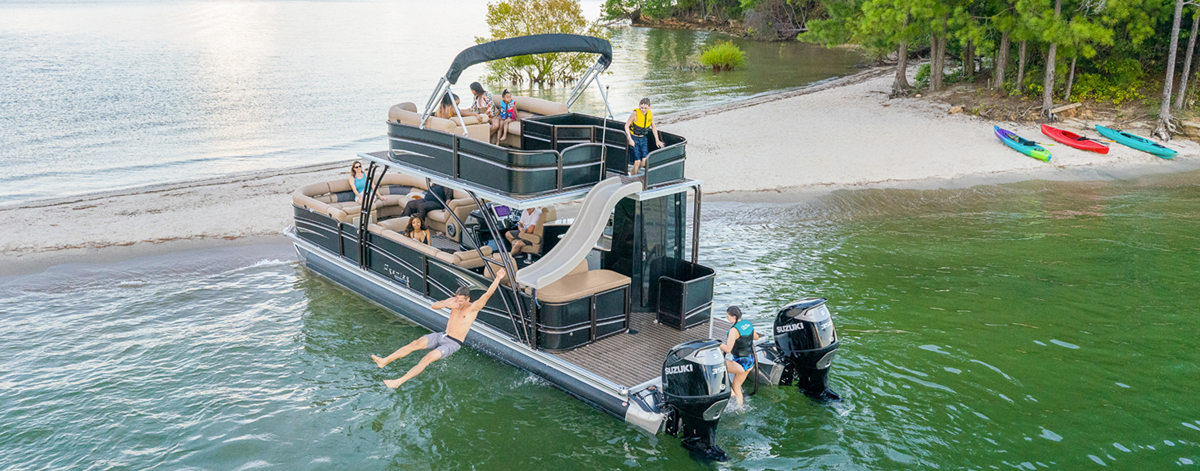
[773,297,841,401]
[661,339,731,461]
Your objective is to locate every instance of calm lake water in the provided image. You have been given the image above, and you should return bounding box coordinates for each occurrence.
[0,0,864,204]
[3,172,1198,469]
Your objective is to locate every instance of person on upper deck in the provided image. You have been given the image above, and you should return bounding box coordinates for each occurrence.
[719,305,759,408]
[405,216,430,244]
[624,97,663,176]
[505,206,543,258]
[495,90,518,145]
[398,183,448,221]
[435,93,487,123]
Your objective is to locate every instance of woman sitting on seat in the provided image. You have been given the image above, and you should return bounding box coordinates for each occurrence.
[405,216,430,244]
[348,161,368,203]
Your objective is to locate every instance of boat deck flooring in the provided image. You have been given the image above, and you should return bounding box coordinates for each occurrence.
[551,313,731,389]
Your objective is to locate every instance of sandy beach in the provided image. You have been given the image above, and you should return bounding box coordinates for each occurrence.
[4,67,1198,276]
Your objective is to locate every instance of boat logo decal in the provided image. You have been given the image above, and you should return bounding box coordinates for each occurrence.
[776,323,804,334]
[664,364,693,375]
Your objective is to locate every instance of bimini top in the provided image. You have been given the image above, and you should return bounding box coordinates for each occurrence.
[444,34,613,84]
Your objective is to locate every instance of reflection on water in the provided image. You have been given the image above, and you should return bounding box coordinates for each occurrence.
[0,0,864,205]
[3,173,1199,468]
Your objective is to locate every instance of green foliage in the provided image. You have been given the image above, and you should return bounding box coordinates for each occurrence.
[913,62,931,88]
[478,0,610,86]
[1072,58,1147,104]
[699,41,748,70]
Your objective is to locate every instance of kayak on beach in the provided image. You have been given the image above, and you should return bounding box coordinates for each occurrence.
[1040,124,1109,154]
[994,126,1051,162]
[1094,125,1177,159]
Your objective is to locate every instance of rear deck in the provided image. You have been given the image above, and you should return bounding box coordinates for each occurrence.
[552,313,731,388]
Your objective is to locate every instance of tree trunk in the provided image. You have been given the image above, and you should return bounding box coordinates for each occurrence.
[1064,56,1077,102]
[892,12,912,97]
[1016,40,1028,93]
[1174,7,1199,109]
[1042,0,1062,117]
[930,17,948,92]
[995,31,1010,90]
[963,39,975,81]
[1156,0,1185,140]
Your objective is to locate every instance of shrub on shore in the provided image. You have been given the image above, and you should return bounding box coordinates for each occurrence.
[699,41,746,72]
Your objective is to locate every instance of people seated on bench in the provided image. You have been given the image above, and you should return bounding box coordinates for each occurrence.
[399,183,447,220]
[348,161,370,203]
[505,206,542,258]
[405,216,429,244]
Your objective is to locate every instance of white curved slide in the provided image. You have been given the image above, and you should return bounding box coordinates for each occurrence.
[517,177,643,290]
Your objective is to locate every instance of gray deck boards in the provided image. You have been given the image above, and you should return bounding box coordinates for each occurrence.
[551,313,731,388]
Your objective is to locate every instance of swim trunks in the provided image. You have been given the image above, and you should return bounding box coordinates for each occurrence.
[423,332,463,358]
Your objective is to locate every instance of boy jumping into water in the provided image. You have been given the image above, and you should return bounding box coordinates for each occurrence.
[372,268,507,389]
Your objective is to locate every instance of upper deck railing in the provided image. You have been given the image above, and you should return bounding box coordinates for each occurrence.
[386,113,687,198]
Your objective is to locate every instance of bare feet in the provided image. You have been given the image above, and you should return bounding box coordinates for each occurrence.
[383,378,404,389]
[372,354,387,368]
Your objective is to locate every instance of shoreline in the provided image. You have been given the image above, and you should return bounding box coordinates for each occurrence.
[4,67,1197,276]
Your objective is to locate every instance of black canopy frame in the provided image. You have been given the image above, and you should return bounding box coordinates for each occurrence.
[419,34,616,132]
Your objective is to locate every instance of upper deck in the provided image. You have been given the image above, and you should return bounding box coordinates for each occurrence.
[383,112,689,206]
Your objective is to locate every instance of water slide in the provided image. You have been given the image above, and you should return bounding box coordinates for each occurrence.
[516,177,643,290]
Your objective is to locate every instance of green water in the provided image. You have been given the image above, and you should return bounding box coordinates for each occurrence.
[2,172,1199,469]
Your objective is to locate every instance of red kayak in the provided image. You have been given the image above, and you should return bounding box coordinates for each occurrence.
[1040,124,1109,154]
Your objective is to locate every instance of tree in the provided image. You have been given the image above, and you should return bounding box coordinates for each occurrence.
[1174,6,1199,109]
[1154,0,1185,139]
[478,0,610,86]
[1040,0,1063,116]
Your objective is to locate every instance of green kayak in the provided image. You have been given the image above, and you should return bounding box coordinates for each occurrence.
[1095,125,1177,159]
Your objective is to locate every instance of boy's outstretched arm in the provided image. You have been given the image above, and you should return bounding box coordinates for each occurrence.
[472,268,507,310]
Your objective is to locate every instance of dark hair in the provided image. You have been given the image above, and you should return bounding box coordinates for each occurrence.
[455,286,471,298]
[470,82,485,95]
[405,216,424,236]
[502,89,511,97]
[639,97,651,106]
[350,161,362,173]
[726,305,742,320]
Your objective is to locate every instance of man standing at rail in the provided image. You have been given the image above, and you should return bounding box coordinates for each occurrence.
[372,268,507,389]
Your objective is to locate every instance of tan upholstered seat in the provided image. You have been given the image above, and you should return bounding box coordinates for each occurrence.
[536,269,631,304]
[387,97,568,148]
[375,228,493,269]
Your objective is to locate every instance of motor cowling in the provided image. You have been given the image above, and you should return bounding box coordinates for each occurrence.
[773,297,841,401]
[661,339,731,462]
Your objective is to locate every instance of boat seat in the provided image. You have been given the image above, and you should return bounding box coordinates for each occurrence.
[387,97,568,148]
[536,269,631,304]
[375,228,492,269]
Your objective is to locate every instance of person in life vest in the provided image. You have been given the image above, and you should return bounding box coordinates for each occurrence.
[495,89,518,145]
[718,305,760,407]
[623,97,664,176]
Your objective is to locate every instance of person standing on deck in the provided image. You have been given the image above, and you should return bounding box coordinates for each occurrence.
[372,268,507,389]
[624,97,663,176]
[718,306,759,407]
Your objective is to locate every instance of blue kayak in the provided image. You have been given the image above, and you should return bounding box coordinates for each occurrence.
[994,126,1051,162]
[1095,125,1177,159]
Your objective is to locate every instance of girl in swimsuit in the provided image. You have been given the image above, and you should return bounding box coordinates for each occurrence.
[719,305,760,408]
[405,216,429,244]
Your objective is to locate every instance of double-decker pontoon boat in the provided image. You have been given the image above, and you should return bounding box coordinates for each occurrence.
[285,34,841,460]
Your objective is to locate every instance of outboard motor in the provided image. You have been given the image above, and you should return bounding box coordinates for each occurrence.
[660,339,731,462]
[773,297,841,401]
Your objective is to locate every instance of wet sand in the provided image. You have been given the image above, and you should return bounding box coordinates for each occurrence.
[4,68,1198,276]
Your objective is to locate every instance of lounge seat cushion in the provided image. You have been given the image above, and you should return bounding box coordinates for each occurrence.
[536,269,631,304]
